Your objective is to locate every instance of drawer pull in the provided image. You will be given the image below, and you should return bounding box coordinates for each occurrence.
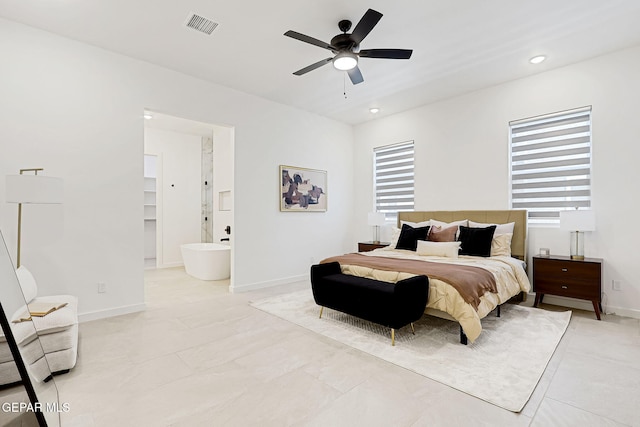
[561,268,568,272]
[561,285,568,289]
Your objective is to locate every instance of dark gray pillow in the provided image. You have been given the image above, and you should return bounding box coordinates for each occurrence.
[395,224,430,251]
[458,225,497,257]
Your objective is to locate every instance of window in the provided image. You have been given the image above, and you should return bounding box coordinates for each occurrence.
[374,141,414,222]
[510,106,592,225]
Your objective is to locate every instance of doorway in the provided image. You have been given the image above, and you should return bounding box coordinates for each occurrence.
[142,111,235,280]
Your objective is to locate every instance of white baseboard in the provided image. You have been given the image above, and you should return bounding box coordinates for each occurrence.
[527,293,640,320]
[230,274,308,293]
[78,303,146,323]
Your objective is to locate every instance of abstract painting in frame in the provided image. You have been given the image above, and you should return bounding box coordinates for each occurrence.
[280,165,327,212]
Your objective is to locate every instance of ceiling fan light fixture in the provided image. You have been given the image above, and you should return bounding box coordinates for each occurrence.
[333,52,358,71]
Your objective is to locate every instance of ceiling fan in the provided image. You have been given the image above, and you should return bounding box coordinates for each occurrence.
[284,8,412,85]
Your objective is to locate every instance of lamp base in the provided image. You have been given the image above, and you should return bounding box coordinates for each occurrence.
[569,231,585,260]
[372,225,381,244]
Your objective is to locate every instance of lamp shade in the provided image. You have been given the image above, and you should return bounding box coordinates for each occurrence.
[367,212,386,226]
[5,175,63,204]
[560,210,595,231]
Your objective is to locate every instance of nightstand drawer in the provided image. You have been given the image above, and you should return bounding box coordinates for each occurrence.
[534,259,600,282]
[535,280,599,300]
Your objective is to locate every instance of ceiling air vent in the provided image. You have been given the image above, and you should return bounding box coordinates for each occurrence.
[185,13,219,35]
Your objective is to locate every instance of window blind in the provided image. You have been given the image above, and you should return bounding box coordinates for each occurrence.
[374,141,414,221]
[510,106,592,224]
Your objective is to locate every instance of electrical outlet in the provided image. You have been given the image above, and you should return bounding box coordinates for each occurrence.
[98,282,107,293]
[612,280,622,291]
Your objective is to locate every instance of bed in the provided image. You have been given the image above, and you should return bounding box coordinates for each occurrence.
[322,210,531,343]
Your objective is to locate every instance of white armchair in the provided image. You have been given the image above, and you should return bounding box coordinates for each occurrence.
[0,266,78,386]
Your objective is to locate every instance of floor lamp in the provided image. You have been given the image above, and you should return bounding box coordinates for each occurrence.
[5,169,63,268]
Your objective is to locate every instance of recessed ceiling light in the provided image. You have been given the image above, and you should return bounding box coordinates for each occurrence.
[369,108,380,114]
[529,55,546,64]
[144,113,153,120]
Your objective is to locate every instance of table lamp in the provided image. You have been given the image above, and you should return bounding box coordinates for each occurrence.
[5,169,63,268]
[559,209,595,260]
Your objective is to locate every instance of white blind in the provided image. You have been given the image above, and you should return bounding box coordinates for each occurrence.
[374,141,414,221]
[510,107,592,224]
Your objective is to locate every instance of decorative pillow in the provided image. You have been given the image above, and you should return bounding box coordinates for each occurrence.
[468,221,515,235]
[386,227,402,249]
[468,221,515,256]
[429,219,468,229]
[395,224,430,251]
[458,225,497,257]
[491,233,513,257]
[416,240,461,258]
[400,220,430,228]
[16,266,38,304]
[428,225,458,242]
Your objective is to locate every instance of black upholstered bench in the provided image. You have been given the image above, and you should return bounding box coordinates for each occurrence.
[310,262,429,345]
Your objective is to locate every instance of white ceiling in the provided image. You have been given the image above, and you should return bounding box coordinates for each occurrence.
[2,0,640,125]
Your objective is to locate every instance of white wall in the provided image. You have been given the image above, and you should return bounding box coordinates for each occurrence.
[144,128,202,267]
[212,126,234,245]
[354,45,640,317]
[0,18,354,319]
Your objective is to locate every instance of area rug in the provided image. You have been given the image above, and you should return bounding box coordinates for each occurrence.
[250,289,571,412]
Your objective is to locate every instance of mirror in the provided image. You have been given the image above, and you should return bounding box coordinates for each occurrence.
[0,230,60,426]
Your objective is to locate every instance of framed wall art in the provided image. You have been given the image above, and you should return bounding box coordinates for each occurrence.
[280,165,327,212]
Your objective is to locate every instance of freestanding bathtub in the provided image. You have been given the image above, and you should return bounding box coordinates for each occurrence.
[180,243,230,281]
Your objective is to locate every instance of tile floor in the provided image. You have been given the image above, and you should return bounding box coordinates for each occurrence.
[39,268,640,425]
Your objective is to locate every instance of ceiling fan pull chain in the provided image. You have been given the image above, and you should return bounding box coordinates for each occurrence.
[344,74,347,99]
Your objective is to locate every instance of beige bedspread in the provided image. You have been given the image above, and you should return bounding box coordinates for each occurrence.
[321,253,497,310]
[326,249,531,343]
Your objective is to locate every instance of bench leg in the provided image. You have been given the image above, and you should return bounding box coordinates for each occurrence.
[497,305,501,318]
[391,328,395,346]
[410,323,415,335]
[319,306,324,319]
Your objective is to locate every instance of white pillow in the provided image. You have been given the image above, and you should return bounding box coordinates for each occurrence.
[386,227,402,249]
[468,221,515,235]
[491,233,513,257]
[16,266,38,304]
[416,240,461,258]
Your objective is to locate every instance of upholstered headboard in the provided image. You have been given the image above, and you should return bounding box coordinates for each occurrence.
[398,210,527,260]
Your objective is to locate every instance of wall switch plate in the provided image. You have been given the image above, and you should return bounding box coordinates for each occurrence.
[98,282,107,293]
[612,280,622,291]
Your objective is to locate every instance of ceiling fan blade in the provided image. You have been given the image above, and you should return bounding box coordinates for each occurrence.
[293,58,333,76]
[350,9,383,44]
[347,66,364,85]
[284,30,335,51]
[359,49,413,59]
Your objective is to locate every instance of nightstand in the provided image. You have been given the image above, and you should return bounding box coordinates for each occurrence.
[533,255,603,320]
[358,241,390,252]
